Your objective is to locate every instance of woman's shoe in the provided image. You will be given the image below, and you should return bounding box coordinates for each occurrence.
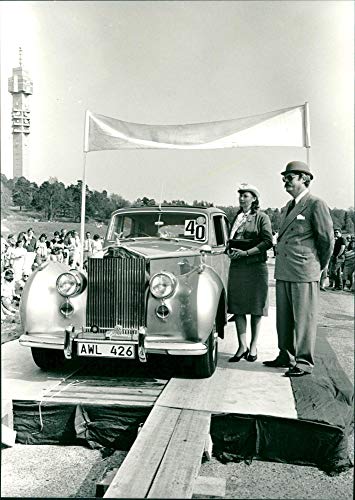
[228,348,249,362]
[246,351,257,362]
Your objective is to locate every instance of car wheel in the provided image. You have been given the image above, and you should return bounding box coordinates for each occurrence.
[31,348,66,370]
[191,323,218,379]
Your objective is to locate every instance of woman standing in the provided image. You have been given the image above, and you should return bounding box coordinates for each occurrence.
[227,183,273,362]
[12,238,28,283]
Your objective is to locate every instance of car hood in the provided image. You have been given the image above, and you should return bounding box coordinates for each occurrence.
[104,238,203,259]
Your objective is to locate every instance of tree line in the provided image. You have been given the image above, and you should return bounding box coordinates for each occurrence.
[1,174,354,233]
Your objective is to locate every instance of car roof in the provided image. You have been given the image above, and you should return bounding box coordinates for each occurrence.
[111,205,226,217]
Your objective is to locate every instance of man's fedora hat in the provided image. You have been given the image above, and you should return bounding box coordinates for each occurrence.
[237,183,260,199]
[281,161,313,180]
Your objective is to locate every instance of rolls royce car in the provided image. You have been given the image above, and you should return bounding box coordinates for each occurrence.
[19,206,231,378]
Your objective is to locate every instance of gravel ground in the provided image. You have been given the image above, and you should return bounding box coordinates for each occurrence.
[1,258,353,499]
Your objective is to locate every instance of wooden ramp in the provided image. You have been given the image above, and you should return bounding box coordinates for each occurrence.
[103,307,297,498]
[104,405,211,499]
[41,376,167,407]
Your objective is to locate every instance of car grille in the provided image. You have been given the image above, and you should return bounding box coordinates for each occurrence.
[86,257,146,330]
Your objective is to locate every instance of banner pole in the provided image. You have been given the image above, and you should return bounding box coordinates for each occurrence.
[304,102,311,167]
[79,152,87,270]
[79,110,91,270]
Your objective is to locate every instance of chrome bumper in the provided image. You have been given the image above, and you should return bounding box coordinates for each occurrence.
[19,329,208,358]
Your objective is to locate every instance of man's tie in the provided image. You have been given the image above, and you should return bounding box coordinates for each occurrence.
[286,199,296,216]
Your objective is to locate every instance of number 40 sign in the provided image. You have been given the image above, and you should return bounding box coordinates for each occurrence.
[184,219,206,241]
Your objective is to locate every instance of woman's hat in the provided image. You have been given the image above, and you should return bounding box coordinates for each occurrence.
[281,161,313,179]
[237,183,260,199]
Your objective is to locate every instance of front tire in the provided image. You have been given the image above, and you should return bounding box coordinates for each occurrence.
[191,324,218,378]
[31,348,66,370]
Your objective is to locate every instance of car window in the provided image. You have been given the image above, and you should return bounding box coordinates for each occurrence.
[107,212,208,242]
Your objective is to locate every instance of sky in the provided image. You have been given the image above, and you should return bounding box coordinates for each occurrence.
[0,1,353,209]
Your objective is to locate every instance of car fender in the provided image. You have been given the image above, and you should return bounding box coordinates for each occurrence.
[196,265,226,341]
[20,262,86,336]
[146,264,226,343]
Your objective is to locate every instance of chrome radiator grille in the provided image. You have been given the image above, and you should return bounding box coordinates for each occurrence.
[86,258,146,329]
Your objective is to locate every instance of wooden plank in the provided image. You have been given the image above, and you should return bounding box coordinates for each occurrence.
[147,409,211,498]
[104,406,181,498]
[40,398,154,407]
[47,386,163,396]
[1,424,17,447]
[156,369,297,419]
[193,476,226,498]
[44,391,157,402]
[67,376,167,386]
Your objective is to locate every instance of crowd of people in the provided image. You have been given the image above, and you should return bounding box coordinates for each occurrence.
[1,228,104,320]
[322,230,355,292]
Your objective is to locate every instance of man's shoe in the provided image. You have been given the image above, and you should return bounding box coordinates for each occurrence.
[284,366,310,377]
[263,358,291,368]
[320,286,327,291]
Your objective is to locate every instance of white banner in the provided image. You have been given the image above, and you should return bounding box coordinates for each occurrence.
[84,104,310,152]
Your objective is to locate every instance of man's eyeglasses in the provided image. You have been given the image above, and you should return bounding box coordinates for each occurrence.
[282,174,299,182]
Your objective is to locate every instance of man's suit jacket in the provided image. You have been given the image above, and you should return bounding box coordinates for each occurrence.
[275,192,334,282]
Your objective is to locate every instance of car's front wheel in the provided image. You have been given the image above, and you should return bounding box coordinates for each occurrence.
[191,324,218,378]
[31,348,66,370]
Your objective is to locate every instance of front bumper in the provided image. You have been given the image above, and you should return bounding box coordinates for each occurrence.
[19,329,208,358]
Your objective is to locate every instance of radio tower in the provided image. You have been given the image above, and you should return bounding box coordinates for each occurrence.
[8,47,33,178]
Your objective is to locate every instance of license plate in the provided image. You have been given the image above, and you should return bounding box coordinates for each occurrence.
[76,341,136,359]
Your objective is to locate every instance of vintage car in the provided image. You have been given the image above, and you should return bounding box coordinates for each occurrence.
[19,206,231,377]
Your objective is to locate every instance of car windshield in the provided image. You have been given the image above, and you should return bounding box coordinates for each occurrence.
[107,211,208,242]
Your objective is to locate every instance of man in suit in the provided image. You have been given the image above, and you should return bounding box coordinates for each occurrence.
[264,161,334,377]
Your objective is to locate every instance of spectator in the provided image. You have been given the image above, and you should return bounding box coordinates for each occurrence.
[91,234,104,258]
[1,234,8,272]
[320,265,329,291]
[59,229,70,264]
[12,238,27,283]
[24,227,37,275]
[50,231,65,262]
[1,268,18,316]
[4,235,16,269]
[67,230,81,267]
[83,231,94,265]
[14,271,29,300]
[35,233,50,265]
[342,238,355,291]
[328,228,346,290]
[59,228,67,241]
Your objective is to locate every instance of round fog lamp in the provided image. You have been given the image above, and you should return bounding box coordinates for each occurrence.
[91,325,99,333]
[59,299,74,318]
[156,304,170,320]
[149,272,177,299]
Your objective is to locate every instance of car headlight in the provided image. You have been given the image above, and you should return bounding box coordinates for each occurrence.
[149,272,177,299]
[56,271,86,297]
